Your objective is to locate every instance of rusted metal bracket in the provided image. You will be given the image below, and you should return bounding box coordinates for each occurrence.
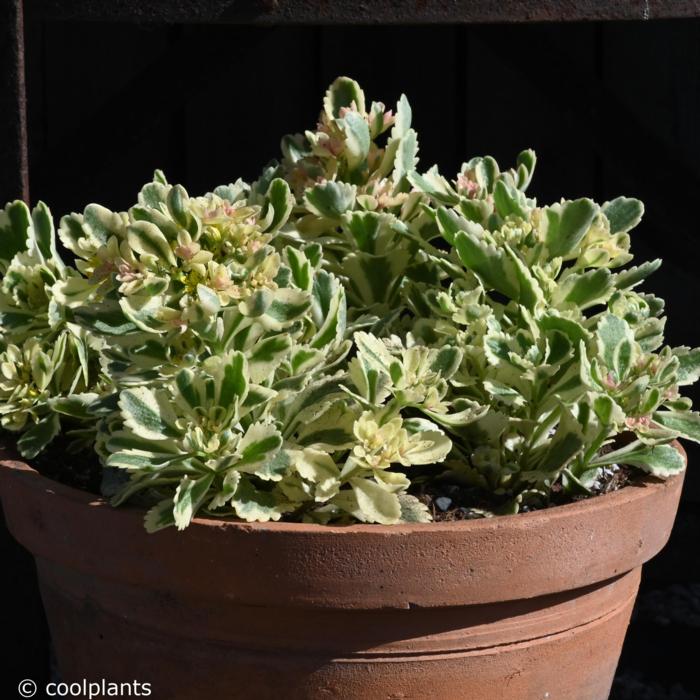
[1,0,29,204]
[22,0,700,24]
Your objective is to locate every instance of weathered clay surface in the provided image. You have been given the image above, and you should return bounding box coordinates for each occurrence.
[0,455,685,700]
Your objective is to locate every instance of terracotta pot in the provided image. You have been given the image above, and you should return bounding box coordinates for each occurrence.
[0,452,685,700]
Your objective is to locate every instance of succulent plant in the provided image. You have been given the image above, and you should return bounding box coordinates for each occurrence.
[0,77,697,530]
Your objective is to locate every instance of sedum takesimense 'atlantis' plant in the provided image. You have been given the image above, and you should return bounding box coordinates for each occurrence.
[1,76,698,530]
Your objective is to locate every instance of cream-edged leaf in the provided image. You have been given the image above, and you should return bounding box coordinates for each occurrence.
[119,386,182,441]
[349,477,402,524]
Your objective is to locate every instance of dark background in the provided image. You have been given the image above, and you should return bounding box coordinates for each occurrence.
[2,16,700,699]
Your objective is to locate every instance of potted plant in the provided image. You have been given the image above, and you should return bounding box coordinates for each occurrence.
[0,77,697,700]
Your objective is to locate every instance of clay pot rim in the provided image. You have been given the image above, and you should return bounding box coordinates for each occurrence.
[0,445,685,535]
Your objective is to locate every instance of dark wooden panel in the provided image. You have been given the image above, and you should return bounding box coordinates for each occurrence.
[463,23,600,203]
[27,23,184,214]
[318,26,462,176]
[183,25,319,193]
[24,0,700,25]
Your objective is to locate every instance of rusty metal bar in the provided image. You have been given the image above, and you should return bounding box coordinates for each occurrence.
[0,0,29,204]
[23,0,700,24]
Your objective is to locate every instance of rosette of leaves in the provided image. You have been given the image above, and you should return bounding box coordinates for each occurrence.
[271,77,437,321]
[0,201,103,457]
[51,173,339,386]
[106,351,296,530]
[53,172,295,338]
[2,76,698,530]
[106,343,451,530]
[54,168,450,529]
[402,152,700,511]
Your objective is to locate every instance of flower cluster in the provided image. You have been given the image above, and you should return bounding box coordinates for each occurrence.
[0,77,697,530]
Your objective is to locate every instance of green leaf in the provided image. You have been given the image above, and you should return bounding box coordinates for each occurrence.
[107,451,168,471]
[591,393,619,426]
[493,180,528,219]
[391,94,412,139]
[340,111,371,171]
[208,470,242,510]
[304,181,356,219]
[281,375,347,434]
[454,229,543,309]
[430,346,462,379]
[119,293,168,333]
[265,288,311,325]
[0,200,30,265]
[398,493,432,523]
[232,478,284,522]
[543,199,598,258]
[653,411,700,444]
[144,498,177,533]
[83,203,124,244]
[280,134,308,164]
[603,197,644,234]
[296,404,357,451]
[219,351,248,408]
[614,259,661,290]
[213,178,248,204]
[475,156,499,193]
[166,185,195,233]
[354,331,393,374]
[343,250,408,306]
[290,347,323,374]
[30,202,63,267]
[349,477,401,524]
[106,430,180,462]
[248,335,292,382]
[515,149,537,191]
[526,408,583,476]
[407,167,459,206]
[344,211,384,253]
[127,221,176,265]
[285,247,312,290]
[392,128,419,183]
[673,347,700,386]
[175,368,201,410]
[311,271,346,348]
[539,314,590,345]
[555,269,613,309]
[51,276,96,308]
[197,284,220,315]
[236,423,284,478]
[591,441,685,477]
[119,387,182,441]
[435,206,470,245]
[263,179,294,232]
[323,76,365,119]
[17,413,61,459]
[173,473,215,530]
[402,430,452,465]
[613,337,634,380]
[597,314,636,378]
[50,392,101,419]
[312,297,346,350]
[72,301,136,335]
[292,449,341,500]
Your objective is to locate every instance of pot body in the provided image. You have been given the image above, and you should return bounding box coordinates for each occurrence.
[0,457,685,700]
